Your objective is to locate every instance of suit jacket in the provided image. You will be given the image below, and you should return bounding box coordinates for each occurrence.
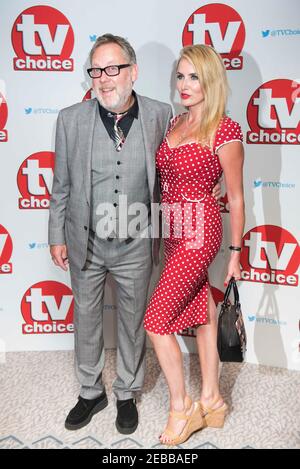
[48,94,173,269]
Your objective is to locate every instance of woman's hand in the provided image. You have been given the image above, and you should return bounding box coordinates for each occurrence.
[212,180,222,201]
[224,254,241,286]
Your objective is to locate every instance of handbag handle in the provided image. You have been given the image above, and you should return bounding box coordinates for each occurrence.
[223,277,240,306]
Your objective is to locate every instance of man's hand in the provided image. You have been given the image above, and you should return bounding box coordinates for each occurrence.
[50,245,69,271]
[212,180,222,201]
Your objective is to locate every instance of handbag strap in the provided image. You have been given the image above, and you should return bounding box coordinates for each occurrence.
[223,277,240,306]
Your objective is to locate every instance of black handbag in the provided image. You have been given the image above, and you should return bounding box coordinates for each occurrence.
[217,278,247,362]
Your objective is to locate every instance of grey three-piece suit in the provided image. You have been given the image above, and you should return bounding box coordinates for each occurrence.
[49,94,172,400]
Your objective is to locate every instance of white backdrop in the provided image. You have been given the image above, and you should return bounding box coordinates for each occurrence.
[0,0,299,370]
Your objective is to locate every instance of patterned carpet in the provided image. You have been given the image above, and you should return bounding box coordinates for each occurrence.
[0,349,299,449]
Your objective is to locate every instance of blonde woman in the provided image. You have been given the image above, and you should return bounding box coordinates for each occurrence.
[144,44,245,445]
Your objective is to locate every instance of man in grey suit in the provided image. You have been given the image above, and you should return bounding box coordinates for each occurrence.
[49,34,172,434]
[49,34,219,434]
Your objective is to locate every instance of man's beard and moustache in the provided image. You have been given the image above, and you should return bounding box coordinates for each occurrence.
[94,80,134,112]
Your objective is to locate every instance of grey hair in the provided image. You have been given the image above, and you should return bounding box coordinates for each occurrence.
[89,33,137,65]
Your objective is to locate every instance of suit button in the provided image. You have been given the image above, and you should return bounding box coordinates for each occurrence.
[84,226,87,230]
[113,203,118,207]
[116,175,119,179]
[117,161,121,165]
[115,189,118,193]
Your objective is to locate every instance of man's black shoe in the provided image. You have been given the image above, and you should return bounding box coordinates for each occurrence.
[65,392,108,430]
[115,398,138,434]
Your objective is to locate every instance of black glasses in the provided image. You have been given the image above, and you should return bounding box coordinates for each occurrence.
[87,64,131,78]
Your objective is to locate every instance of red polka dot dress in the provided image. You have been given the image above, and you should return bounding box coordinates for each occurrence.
[144,115,243,335]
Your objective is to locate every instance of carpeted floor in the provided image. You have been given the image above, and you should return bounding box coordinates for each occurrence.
[0,349,299,449]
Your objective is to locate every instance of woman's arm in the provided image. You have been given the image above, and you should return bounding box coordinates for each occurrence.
[218,141,245,285]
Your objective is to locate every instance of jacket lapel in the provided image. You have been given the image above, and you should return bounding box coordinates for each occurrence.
[78,98,98,205]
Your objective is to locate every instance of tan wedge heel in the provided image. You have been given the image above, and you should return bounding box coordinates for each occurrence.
[161,396,204,446]
[200,401,228,428]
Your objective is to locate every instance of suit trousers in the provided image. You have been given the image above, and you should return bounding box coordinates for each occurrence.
[69,230,153,400]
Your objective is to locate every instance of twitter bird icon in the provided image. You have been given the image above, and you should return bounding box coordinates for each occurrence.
[254,179,262,188]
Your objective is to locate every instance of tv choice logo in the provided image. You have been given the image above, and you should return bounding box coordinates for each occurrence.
[17,151,55,209]
[0,92,8,142]
[12,5,74,72]
[0,225,13,274]
[21,281,74,334]
[247,79,300,144]
[178,286,224,338]
[182,3,245,70]
[240,225,300,287]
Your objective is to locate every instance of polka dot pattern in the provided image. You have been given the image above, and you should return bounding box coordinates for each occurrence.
[144,115,243,335]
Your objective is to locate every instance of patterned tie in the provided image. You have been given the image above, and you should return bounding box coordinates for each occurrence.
[108,112,127,152]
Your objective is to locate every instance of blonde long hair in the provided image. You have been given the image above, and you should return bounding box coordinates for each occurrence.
[178,44,229,148]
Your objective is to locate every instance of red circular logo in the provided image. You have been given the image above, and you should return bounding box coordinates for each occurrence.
[21,281,74,334]
[12,5,74,71]
[182,3,245,57]
[0,92,8,130]
[17,151,55,209]
[0,224,13,266]
[241,225,300,286]
[247,79,300,144]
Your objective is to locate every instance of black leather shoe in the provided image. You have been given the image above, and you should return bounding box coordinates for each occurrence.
[65,392,108,430]
[116,398,138,434]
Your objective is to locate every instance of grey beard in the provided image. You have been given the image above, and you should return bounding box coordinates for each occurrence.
[95,89,133,113]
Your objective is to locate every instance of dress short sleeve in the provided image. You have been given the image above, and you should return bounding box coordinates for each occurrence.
[214,117,243,154]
